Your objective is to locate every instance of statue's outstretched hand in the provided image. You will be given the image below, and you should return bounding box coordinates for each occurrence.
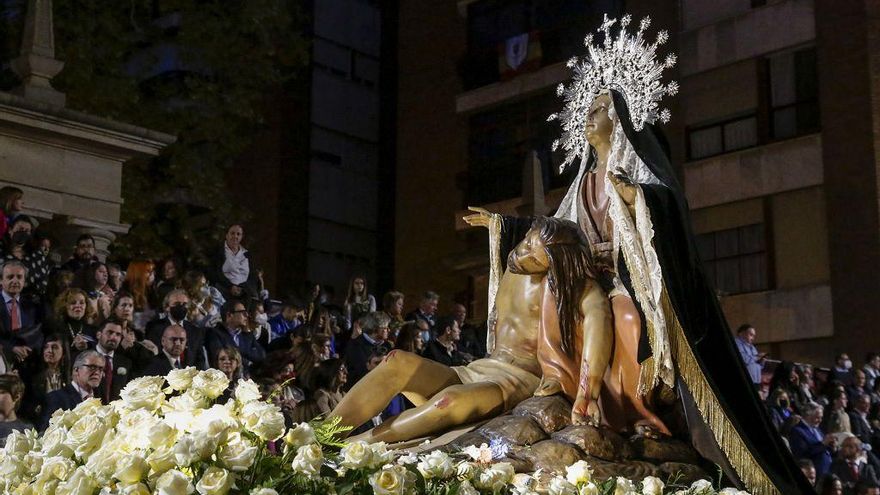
[463,206,493,229]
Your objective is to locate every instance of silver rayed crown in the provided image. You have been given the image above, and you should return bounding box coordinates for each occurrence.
[548,14,678,171]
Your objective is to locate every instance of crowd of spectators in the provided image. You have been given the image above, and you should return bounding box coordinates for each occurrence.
[0,186,489,446]
[736,323,880,495]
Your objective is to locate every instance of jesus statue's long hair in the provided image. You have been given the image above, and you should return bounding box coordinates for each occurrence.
[534,217,596,357]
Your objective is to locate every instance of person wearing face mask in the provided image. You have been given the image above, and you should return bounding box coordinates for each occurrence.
[144,289,207,370]
[1,216,50,300]
[767,388,795,432]
[832,353,856,388]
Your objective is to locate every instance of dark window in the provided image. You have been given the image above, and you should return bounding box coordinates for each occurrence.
[768,47,819,140]
[687,114,758,160]
[467,91,571,204]
[698,223,769,295]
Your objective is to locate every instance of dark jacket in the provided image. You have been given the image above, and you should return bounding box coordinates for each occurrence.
[422,339,468,367]
[0,293,42,354]
[41,384,83,431]
[830,457,880,494]
[145,318,207,369]
[94,350,133,404]
[205,325,266,372]
[138,353,176,378]
[788,422,833,477]
[343,334,390,389]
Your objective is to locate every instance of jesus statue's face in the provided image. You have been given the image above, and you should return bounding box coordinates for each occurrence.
[507,229,550,275]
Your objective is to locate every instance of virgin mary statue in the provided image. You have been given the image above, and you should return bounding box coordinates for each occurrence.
[465,15,813,495]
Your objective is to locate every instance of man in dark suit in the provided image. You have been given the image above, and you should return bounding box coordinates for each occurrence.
[832,436,880,494]
[788,402,837,478]
[40,350,105,430]
[344,312,391,389]
[422,316,469,367]
[205,300,265,376]
[139,325,188,378]
[92,319,133,404]
[0,260,42,372]
[145,289,207,370]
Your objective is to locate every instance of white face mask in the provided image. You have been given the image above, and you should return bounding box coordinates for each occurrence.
[844,360,853,370]
[255,314,269,326]
[199,286,211,299]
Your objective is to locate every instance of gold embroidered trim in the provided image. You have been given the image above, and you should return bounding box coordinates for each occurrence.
[661,287,780,495]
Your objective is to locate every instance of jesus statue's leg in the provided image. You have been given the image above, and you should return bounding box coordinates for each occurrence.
[352,382,506,443]
[331,350,461,434]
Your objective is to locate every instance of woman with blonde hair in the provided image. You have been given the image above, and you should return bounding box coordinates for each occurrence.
[124,260,157,331]
[44,288,96,352]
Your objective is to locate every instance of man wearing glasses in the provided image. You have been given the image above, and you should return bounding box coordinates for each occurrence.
[206,300,266,377]
[139,325,188,377]
[39,350,105,430]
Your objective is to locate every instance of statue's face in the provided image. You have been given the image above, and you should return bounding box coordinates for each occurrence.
[508,229,550,275]
[585,93,613,147]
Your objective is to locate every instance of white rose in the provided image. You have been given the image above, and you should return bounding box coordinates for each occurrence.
[4,430,33,457]
[417,451,455,479]
[219,433,258,472]
[114,452,148,484]
[369,465,413,495]
[234,379,262,404]
[84,439,126,485]
[566,460,593,485]
[118,483,151,495]
[63,415,108,458]
[168,390,209,412]
[38,456,76,481]
[291,443,324,478]
[340,441,373,469]
[641,476,664,495]
[174,431,218,467]
[195,466,234,495]
[475,462,515,492]
[40,424,72,458]
[718,489,750,495]
[369,442,396,468]
[549,476,578,495]
[396,452,418,465]
[614,477,638,495]
[580,482,600,495]
[120,376,167,411]
[283,423,317,449]
[250,489,279,495]
[148,421,179,449]
[147,446,177,475]
[191,369,230,400]
[56,466,98,495]
[156,469,195,495]
[690,480,714,493]
[240,401,286,441]
[457,480,479,495]
[166,367,199,391]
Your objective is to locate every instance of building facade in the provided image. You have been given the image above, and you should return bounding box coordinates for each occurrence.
[395,0,880,365]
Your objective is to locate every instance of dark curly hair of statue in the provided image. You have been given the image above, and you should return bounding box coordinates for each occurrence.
[534,216,596,357]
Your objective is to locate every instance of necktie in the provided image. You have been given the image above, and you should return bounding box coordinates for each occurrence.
[103,355,113,403]
[8,299,20,331]
[850,460,859,479]
[174,358,181,369]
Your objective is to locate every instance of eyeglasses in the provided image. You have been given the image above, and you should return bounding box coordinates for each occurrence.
[80,364,105,374]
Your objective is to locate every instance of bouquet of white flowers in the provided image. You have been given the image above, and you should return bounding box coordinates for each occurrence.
[0,368,749,495]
